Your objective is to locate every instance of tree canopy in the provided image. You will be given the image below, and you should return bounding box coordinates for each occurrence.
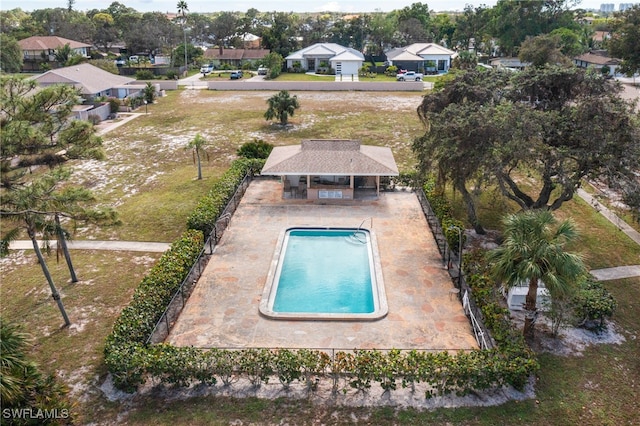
[607,5,640,77]
[0,77,104,188]
[414,67,640,233]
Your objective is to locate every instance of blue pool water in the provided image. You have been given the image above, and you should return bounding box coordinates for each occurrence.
[273,229,374,314]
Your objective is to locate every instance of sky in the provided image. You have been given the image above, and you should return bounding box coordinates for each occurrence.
[0,0,617,14]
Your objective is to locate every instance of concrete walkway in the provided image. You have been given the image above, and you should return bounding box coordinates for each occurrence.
[591,265,640,281]
[577,188,640,245]
[575,187,640,281]
[8,240,170,253]
[95,112,143,136]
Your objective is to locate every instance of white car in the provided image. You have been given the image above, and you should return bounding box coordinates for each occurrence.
[257,66,268,75]
[200,65,213,74]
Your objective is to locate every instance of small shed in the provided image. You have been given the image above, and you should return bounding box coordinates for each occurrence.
[261,139,399,200]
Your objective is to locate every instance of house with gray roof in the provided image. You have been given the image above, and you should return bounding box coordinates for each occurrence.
[30,63,143,101]
[18,36,92,72]
[385,43,455,74]
[285,43,364,77]
[261,139,399,200]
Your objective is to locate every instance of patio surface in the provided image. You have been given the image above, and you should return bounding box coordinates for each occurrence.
[167,178,478,351]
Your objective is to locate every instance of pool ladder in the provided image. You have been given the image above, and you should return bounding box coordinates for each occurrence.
[346,218,372,244]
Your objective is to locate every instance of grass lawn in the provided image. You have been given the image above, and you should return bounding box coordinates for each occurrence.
[1,87,638,424]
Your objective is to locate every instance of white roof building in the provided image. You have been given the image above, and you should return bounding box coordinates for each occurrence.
[285,43,364,76]
[386,43,455,73]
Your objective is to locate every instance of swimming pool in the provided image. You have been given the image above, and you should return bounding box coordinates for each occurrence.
[259,227,388,320]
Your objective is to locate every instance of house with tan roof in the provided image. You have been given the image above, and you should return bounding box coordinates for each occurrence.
[30,63,144,101]
[261,139,399,200]
[285,43,364,77]
[18,36,92,72]
[385,43,455,74]
[574,51,621,76]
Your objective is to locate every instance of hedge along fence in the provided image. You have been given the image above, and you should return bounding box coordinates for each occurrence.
[104,230,204,390]
[186,158,264,237]
[104,163,538,397]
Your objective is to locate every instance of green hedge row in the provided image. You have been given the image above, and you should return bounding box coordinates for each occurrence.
[122,346,537,397]
[186,158,264,236]
[422,176,467,254]
[104,230,204,390]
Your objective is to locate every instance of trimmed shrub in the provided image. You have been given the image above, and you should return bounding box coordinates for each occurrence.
[135,69,155,80]
[573,278,617,331]
[186,158,264,236]
[104,229,203,391]
[237,139,274,159]
[108,98,120,114]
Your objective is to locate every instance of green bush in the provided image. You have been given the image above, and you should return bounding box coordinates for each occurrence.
[104,229,204,390]
[237,139,274,159]
[186,158,264,236]
[573,278,617,331]
[108,98,120,114]
[423,176,466,254]
[135,69,155,80]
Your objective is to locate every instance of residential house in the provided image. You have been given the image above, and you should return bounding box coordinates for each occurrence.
[574,50,622,76]
[489,57,530,71]
[30,63,143,102]
[203,48,270,69]
[285,43,364,76]
[261,139,399,200]
[18,36,91,72]
[385,43,455,74]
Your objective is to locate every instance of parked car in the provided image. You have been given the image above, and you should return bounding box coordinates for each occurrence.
[129,55,139,63]
[200,64,213,74]
[396,71,423,81]
[230,71,242,80]
[115,57,125,66]
[257,66,268,75]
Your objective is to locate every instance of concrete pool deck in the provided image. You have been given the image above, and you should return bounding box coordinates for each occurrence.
[167,178,478,351]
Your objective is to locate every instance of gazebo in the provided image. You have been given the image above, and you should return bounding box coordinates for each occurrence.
[260,139,399,200]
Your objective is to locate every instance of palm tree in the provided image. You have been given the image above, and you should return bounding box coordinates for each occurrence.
[177,1,188,70]
[185,133,209,180]
[264,90,300,126]
[487,210,587,339]
[0,319,34,405]
[0,318,71,413]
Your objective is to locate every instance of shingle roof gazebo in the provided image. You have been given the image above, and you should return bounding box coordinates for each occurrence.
[261,139,399,200]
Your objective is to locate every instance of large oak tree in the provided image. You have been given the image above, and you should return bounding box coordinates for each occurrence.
[414,66,640,233]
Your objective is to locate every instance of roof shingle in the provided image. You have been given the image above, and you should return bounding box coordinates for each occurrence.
[261,140,399,176]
